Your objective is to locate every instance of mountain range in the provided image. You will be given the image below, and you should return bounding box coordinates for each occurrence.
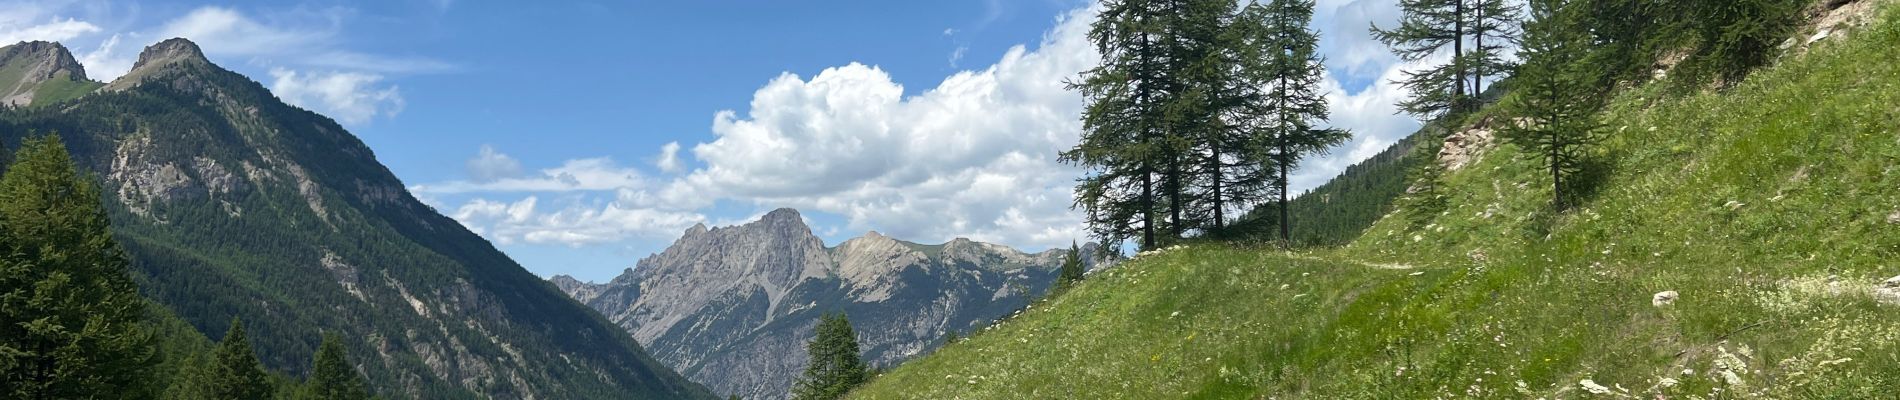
[0,39,711,399]
[552,208,1100,400]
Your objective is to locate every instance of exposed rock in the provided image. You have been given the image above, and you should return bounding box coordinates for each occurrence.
[319,250,366,301]
[1877,275,1900,305]
[108,136,195,218]
[1653,290,1679,307]
[1438,121,1495,171]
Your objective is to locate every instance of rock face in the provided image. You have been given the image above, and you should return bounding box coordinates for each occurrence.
[0,39,712,399]
[556,208,1096,399]
[0,41,93,106]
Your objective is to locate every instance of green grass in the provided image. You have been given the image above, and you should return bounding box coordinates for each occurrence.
[28,72,103,107]
[852,3,1900,398]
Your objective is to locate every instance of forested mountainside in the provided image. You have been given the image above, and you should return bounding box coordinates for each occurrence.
[853,0,1900,398]
[0,39,711,399]
[552,208,1098,400]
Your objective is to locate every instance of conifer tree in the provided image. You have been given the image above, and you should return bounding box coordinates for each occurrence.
[1466,0,1522,97]
[0,135,158,399]
[1068,0,1169,251]
[202,319,273,400]
[301,334,369,400]
[1373,0,1472,118]
[1248,0,1350,243]
[1500,0,1602,210]
[791,313,869,400]
[1059,242,1086,287]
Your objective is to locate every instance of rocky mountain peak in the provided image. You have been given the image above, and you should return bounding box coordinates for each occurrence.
[0,40,91,106]
[685,222,709,237]
[760,207,804,225]
[133,38,208,70]
[105,38,213,91]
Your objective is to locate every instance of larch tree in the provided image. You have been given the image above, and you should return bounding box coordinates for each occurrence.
[1466,0,1522,97]
[791,313,869,400]
[1373,0,1471,118]
[1499,0,1602,210]
[1067,0,1169,251]
[0,135,159,400]
[1252,0,1350,243]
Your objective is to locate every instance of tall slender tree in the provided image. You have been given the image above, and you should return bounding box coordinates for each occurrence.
[1466,0,1522,98]
[301,334,370,400]
[1067,0,1168,250]
[0,135,158,400]
[1500,0,1602,210]
[1250,0,1350,243]
[791,313,869,400]
[1373,0,1470,118]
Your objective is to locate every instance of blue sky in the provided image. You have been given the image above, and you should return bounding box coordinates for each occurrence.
[3,0,1430,282]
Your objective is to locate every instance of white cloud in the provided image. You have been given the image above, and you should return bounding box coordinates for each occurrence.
[76,33,134,81]
[450,196,705,247]
[650,6,1101,249]
[467,145,524,183]
[268,68,405,125]
[0,17,99,45]
[156,7,330,57]
[424,0,1457,254]
[413,157,654,195]
[654,142,683,173]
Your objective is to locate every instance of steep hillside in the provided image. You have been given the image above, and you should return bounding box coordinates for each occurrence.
[0,39,711,399]
[852,1,1900,398]
[0,41,99,107]
[1231,131,1423,246]
[553,208,1095,400]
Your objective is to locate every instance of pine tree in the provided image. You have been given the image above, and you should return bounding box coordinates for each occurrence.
[1500,0,1602,210]
[1248,0,1350,243]
[0,134,159,400]
[300,334,369,400]
[791,313,869,400]
[202,319,273,400]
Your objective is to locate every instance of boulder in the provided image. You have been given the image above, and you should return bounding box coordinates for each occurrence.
[1652,291,1679,307]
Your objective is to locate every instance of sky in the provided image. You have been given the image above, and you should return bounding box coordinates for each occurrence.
[2,0,1433,282]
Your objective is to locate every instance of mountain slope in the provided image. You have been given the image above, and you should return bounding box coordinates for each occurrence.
[554,208,1093,400]
[0,39,711,399]
[0,41,99,107]
[852,1,1900,398]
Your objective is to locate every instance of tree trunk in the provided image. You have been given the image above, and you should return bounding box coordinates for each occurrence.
[1454,0,1467,113]
[1211,141,1224,227]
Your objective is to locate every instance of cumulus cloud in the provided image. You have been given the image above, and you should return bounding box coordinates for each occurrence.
[427,0,1455,253]
[268,68,405,125]
[654,142,683,173]
[467,145,524,183]
[450,196,704,247]
[648,6,1101,249]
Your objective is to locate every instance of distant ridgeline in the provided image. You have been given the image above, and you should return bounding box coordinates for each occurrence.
[552,208,1102,400]
[0,39,712,399]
